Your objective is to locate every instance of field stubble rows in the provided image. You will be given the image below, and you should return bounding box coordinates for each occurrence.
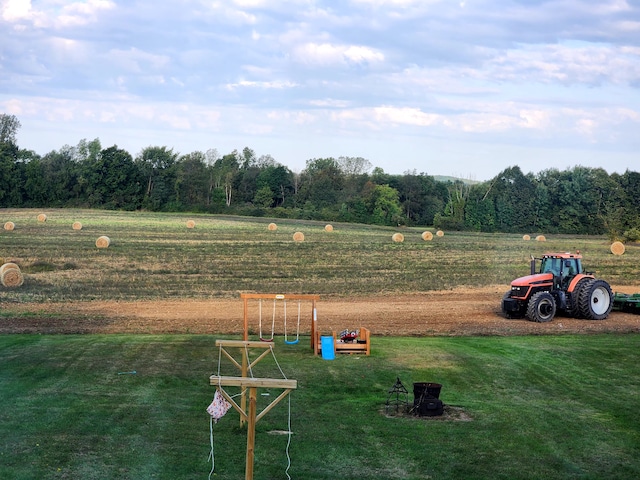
[0,208,638,303]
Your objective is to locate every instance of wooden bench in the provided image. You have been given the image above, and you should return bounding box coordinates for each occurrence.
[314,327,371,356]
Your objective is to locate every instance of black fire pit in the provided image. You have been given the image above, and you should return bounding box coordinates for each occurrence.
[413,382,444,416]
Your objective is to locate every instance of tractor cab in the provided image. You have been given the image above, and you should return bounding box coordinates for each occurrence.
[537,253,583,289]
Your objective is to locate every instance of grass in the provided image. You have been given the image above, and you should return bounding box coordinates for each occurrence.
[1,334,639,480]
[0,208,638,302]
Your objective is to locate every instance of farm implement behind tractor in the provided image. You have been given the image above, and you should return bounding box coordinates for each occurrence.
[613,293,640,314]
[501,252,614,323]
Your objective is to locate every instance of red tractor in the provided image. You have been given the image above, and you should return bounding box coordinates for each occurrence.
[501,252,613,322]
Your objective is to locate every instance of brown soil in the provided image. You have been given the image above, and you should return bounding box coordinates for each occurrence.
[2,284,639,336]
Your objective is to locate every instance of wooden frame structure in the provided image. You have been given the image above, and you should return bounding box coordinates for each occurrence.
[240,293,320,348]
[211,340,297,480]
[314,327,371,356]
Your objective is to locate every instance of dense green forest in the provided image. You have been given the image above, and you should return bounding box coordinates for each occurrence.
[1,114,639,239]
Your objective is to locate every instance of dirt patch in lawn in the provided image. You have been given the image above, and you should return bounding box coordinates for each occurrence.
[1,284,639,336]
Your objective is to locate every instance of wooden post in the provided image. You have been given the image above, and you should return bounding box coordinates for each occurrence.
[243,296,249,341]
[209,375,297,480]
[246,387,258,480]
[240,354,247,427]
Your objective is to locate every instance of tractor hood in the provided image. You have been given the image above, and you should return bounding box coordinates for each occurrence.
[511,272,553,287]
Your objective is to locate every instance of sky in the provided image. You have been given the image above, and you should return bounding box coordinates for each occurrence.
[1,0,639,181]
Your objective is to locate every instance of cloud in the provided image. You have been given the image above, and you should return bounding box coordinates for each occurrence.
[1,0,115,28]
[292,42,384,66]
[1,0,31,21]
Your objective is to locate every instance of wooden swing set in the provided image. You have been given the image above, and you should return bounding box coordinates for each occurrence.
[240,292,371,355]
[240,293,320,348]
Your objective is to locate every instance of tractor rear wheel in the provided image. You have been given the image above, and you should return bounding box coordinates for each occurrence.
[566,278,589,317]
[526,291,557,322]
[578,279,613,320]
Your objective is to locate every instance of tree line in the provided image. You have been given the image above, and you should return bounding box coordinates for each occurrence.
[1,114,639,239]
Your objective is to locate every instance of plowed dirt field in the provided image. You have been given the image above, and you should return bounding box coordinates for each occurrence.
[2,285,639,336]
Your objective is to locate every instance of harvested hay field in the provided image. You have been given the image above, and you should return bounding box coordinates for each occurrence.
[2,285,639,336]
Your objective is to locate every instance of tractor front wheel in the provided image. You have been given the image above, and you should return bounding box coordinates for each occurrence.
[578,279,613,320]
[526,291,557,322]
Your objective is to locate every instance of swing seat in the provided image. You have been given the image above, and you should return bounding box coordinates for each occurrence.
[284,338,299,345]
[260,337,274,342]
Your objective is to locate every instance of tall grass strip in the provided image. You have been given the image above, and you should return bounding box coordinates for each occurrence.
[96,236,111,248]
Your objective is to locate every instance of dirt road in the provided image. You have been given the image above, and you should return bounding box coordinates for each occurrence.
[2,285,639,336]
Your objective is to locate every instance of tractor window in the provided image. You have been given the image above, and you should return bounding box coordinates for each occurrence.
[563,260,576,277]
[541,258,560,275]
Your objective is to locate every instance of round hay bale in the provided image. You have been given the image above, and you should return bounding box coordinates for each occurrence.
[0,262,20,276]
[1,267,23,287]
[293,231,305,242]
[72,221,83,231]
[610,241,625,256]
[186,220,196,229]
[522,234,531,241]
[436,230,444,237]
[37,213,47,222]
[268,223,278,231]
[392,232,404,243]
[324,224,334,232]
[96,235,111,248]
[421,231,433,241]
[4,221,15,231]
[535,235,546,242]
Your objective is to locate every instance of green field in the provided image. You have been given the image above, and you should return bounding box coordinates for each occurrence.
[1,209,640,479]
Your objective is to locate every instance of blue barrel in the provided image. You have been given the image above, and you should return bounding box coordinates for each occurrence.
[321,336,335,360]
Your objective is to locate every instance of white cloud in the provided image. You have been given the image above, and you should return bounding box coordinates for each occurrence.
[1,0,31,21]
[225,80,297,90]
[1,0,115,28]
[373,106,440,127]
[292,42,384,66]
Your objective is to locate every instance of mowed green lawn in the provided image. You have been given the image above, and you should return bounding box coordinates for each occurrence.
[1,208,640,479]
[1,334,639,480]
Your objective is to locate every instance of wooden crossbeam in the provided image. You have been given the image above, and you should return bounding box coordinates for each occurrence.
[209,375,297,389]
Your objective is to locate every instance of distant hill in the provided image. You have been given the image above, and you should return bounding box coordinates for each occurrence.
[433,175,482,185]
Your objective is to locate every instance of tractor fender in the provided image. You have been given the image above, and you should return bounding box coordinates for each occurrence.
[567,274,594,293]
